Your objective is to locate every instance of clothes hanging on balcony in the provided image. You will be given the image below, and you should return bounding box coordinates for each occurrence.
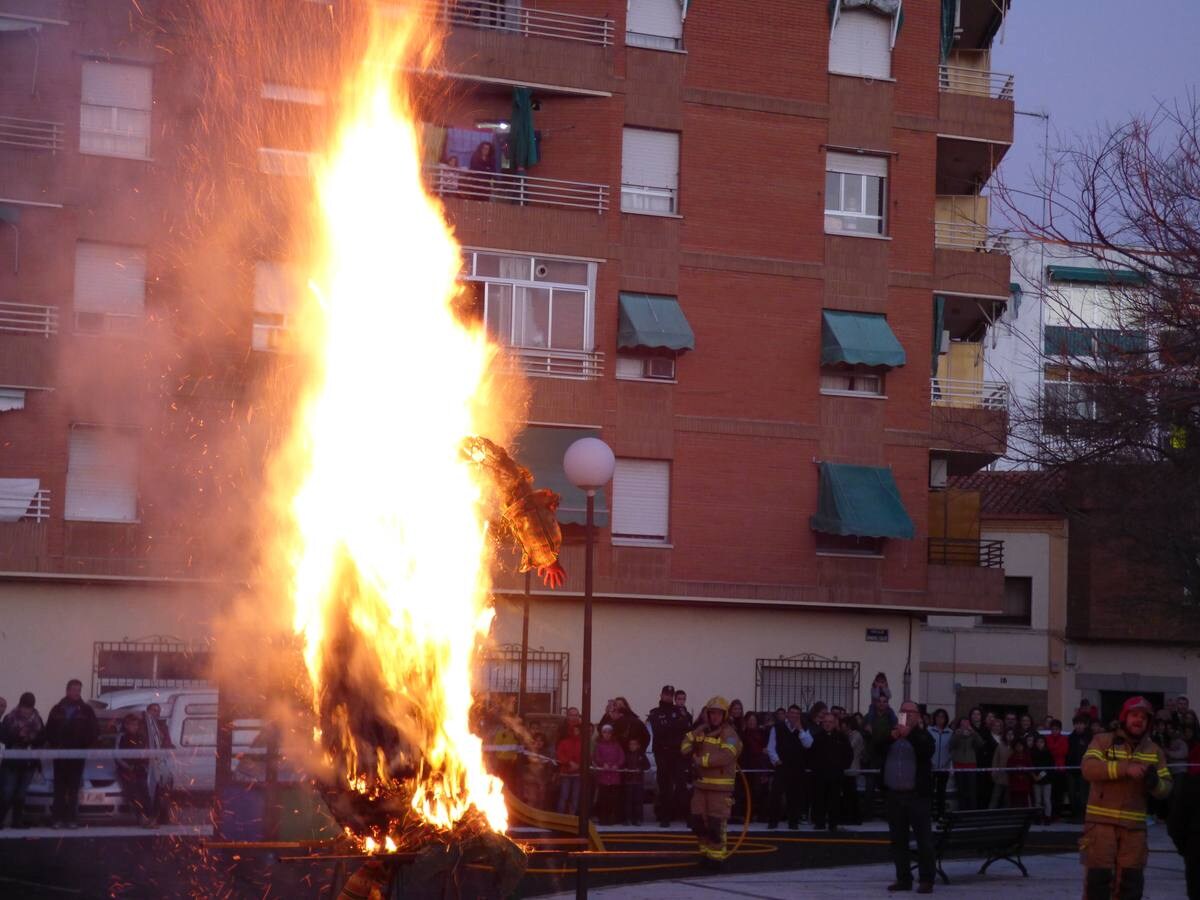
[932,295,945,377]
[510,87,539,171]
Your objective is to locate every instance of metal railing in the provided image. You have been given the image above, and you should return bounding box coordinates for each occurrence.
[0,301,58,336]
[938,64,1015,101]
[934,219,1007,252]
[931,377,1009,411]
[436,0,614,46]
[928,537,1004,569]
[501,346,604,379]
[621,183,677,215]
[0,487,49,522]
[0,115,64,152]
[427,165,609,212]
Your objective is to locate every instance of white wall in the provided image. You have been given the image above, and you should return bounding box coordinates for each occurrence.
[1061,642,1198,718]
[492,598,918,718]
[0,580,218,709]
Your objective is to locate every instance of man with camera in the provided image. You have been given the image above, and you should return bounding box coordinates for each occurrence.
[882,699,936,893]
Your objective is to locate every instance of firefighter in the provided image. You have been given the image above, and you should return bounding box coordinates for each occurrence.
[681,696,742,866]
[1081,695,1174,900]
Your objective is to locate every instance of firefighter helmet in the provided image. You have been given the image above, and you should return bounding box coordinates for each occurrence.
[1119,696,1154,724]
[704,696,731,714]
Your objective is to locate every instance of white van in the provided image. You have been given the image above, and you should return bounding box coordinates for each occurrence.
[101,688,260,793]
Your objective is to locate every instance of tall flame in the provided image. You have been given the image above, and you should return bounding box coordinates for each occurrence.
[277,4,507,835]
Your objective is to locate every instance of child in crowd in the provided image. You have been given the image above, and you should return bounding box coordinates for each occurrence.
[870,672,892,704]
[593,724,624,825]
[1007,736,1033,809]
[1030,734,1055,822]
[623,738,651,825]
[520,732,553,810]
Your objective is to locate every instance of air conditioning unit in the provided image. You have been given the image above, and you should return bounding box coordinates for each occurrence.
[643,357,676,380]
[929,457,948,488]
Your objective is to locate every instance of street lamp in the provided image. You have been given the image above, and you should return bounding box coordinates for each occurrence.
[563,436,614,900]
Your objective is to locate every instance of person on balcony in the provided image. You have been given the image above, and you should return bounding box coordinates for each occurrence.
[467,141,497,201]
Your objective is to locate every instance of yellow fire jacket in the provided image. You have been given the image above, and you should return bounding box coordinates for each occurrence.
[1082,729,1172,829]
[681,723,742,792]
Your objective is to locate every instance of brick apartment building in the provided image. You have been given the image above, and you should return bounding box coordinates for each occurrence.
[0,0,1016,716]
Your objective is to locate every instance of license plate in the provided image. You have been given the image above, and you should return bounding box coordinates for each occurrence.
[81,791,109,805]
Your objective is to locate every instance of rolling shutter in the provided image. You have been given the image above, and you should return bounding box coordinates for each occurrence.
[627,0,683,49]
[622,128,678,192]
[826,151,888,178]
[829,8,892,79]
[73,242,146,315]
[65,426,139,522]
[612,458,669,540]
[80,61,152,159]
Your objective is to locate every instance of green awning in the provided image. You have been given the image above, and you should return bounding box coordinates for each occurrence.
[821,310,906,368]
[810,462,915,540]
[509,425,608,527]
[618,293,695,352]
[1046,265,1143,286]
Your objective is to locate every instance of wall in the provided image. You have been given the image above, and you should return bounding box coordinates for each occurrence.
[1062,642,1198,722]
[492,598,918,718]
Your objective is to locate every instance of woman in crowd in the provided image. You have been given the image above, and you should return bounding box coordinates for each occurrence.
[1007,735,1033,809]
[928,709,953,816]
[0,692,44,829]
[116,713,155,828]
[989,728,1015,808]
[1030,733,1055,822]
[950,715,983,812]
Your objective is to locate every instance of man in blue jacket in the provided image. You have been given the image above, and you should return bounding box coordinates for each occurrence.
[882,699,936,893]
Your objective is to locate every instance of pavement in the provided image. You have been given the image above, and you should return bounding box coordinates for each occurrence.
[540,824,1186,900]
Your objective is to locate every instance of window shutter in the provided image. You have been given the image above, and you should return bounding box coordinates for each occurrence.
[829,8,892,79]
[613,459,669,539]
[826,151,888,178]
[73,242,146,315]
[627,0,683,46]
[82,62,152,110]
[621,128,679,192]
[65,426,139,522]
[253,261,301,315]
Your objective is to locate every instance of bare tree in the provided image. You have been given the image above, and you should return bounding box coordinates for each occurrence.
[996,96,1200,602]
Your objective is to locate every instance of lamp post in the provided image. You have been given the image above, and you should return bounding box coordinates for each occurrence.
[562,436,615,900]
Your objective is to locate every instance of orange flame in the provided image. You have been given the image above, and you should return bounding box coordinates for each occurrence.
[276,3,508,836]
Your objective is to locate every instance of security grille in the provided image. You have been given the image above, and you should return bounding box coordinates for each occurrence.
[482,644,568,715]
[755,655,861,713]
[93,636,212,696]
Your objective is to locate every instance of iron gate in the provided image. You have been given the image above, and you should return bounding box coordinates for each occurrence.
[482,644,569,714]
[755,654,861,713]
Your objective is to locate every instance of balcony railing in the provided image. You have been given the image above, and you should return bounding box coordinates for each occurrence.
[0,115,65,152]
[928,537,1004,569]
[0,487,49,522]
[934,219,1007,252]
[0,301,59,336]
[931,377,1008,411]
[500,346,604,380]
[426,166,609,213]
[938,64,1015,101]
[436,0,614,46]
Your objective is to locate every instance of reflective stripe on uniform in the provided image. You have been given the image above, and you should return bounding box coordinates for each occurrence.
[1087,804,1147,822]
[1107,761,1118,780]
[696,776,734,786]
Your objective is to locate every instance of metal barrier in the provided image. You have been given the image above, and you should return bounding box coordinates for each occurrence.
[0,114,64,152]
[0,487,49,522]
[427,165,609,213]
[0,300,58,336]
[498,345,604,380]
[930,376,1009,411]
[934,219,1008,252]
[938,65,1015,101]
[436,0,614,46]
[927,537,1005,569]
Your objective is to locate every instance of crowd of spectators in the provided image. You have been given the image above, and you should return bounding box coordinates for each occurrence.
[479,678,1199,830]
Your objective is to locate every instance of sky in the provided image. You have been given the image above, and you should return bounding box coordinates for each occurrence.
[990,0,1200,223]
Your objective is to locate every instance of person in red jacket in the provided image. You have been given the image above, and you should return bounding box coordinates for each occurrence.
[555,708,582,815]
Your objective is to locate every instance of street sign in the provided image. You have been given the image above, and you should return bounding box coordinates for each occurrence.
[866,628,889,642]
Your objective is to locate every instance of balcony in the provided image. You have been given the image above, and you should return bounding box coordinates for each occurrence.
[928,537,1004,568]
[0,115,65,153]
[498,345,604,380]
[934,219,1007,253]
[0,301,58,336]
[435,0,614,46]
[931,376,1008,411]
[426,165,609,212]
[926,547,1006,614]
[938,64,1014,102]
[0,484,49,522]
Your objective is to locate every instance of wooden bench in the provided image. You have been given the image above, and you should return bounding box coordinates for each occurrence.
[913,807,1036,885]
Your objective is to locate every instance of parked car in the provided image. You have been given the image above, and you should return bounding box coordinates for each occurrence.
[25,713,132,823]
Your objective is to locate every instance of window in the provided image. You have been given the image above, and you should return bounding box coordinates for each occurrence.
[755,656,861,713]
[621,127,679,215]
[481,645,568,715]
[80,61,152,160]
[612,458,669,542]
[616,354,676,381]
[253,261,302,351]
[1043,368,1097,427]
[258,147,317,176]
[73,242,146,334]
[0,387,25,412]
[181,717,218,748]
[828,3,895,79]
[626,0,683,50]
[994,576,1033,627]
[261,82,325,105]
[820,367,883,396]
[461,248,597,378]
[93,639,212,695]
[825,152,886,236]
[65,425,139,522]
[1044,325,1149,358]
